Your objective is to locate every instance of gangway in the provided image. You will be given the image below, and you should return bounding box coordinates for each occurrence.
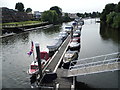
[66,52,120,77]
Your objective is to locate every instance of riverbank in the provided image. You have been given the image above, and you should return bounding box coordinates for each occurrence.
[2,21,50,34]
[1,24,53,38]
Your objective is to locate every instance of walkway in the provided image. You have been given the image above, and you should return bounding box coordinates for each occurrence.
[39,35,74,89]
[67,52,120,77]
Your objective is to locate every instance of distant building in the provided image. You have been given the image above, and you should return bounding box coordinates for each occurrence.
[27,12,34,20]
[62,12,79,19]
[33,11,42,20]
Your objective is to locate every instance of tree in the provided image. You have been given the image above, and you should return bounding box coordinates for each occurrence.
[76,13,83,17]
[26,8,32,13]
[62,13,71,22]
[116,1,120,12]
[112,13,120,29]
[50,6,62,16]
[15,2,25,12]
[106,12,116,26]
[41,10,58,24]
[100,2,120,29]
[100,3,116,22]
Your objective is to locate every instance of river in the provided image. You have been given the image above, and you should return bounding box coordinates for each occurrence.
[1,18,119,89]
[76,19,119,89]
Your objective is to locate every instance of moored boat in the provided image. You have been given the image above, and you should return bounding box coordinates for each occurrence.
[71,37,80,43]
[69,41,80,50]
[63,50,78,64]
[47,38,62,57]
[59,31,68,41]
[73,33,80,38]
[62,50,78,69]
[28,59,47,75]
[74,29,81,36]
[64,26,73,34]
[28,51,49,75]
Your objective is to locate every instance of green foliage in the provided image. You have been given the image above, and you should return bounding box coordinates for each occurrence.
[116,2,120,12]
[50,6,62,16]
[77,12,100,18]
[101,1,120,29]
[106,12,116,26]
[62,13,71,22]
[26,8,32,13]
[15,2,25,12]
[76,13,83,17]
[41,10,58,24]
[100,3,116,22]
[112,13,120,29]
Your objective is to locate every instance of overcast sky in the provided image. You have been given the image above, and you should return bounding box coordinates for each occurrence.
[0,0,119,13]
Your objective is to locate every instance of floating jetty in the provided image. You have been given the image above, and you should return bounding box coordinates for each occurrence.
[29,20,83,89]
[32,28,81,89]
[41,35,74,89]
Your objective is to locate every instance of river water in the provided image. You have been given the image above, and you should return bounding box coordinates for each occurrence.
[1,18,119,88]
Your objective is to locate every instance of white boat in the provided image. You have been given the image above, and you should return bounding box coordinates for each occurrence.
[73,33,80,37]
[74,29,81,35]
[71,37,80,43]
[59,31,68,41]
[62,50,78,69]
[64,26,73,34]
[28,51,49,75]
[47,38,62,52]
[28,59,47,75]
[47,38,63,57]
[63,50,78,64]
[69,41,80,50]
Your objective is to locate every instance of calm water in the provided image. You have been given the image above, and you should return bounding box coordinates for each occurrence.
[76,19,119,88]
[1,19,119,88]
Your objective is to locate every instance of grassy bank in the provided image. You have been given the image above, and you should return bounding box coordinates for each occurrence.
[2,21,43,27]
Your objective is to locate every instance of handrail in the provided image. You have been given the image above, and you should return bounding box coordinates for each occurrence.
[69,58,120,70]
[70,52,120,66]
[75,52,119,62]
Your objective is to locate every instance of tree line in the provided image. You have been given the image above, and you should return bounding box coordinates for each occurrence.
[76,12,101,18]
[15,2,101,24]
[100,1,120,29]
[15,2,72,24]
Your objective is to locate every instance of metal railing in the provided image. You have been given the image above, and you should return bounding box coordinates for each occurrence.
[68,52,120,77]
[69,58,120,70]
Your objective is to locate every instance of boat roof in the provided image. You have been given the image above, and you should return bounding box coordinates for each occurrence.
[64,50,78,58]
[47,39,62,48]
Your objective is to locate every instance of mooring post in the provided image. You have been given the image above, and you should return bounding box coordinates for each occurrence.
[35,43,43,79]
[71,26,73,39]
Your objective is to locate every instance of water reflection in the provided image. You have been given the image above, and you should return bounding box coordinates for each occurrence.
[2,33,29,45]
[42,25,61,35]
[100,24,120,44]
